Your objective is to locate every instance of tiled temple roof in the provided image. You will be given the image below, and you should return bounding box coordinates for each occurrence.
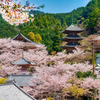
[0,80,35,100]
[11,58,35,65]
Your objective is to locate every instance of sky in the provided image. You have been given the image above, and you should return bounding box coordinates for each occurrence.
[21,0,91,13]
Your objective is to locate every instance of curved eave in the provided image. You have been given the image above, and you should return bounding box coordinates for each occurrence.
[11,62,35,66]
[11,63,31,66]
[11,58,34,66]
[61,37,84,41]
[62,30,84,33]
[65,45,78,47]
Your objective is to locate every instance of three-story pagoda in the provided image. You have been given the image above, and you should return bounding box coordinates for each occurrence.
[61,24,84,53]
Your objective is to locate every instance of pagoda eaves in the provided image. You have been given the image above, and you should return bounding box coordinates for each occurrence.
[61,36,84,41]
[61,24,84,33]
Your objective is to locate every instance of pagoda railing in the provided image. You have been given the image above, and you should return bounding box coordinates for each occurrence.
[67,34,79,37]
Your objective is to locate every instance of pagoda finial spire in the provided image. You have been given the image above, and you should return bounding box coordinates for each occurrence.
[72,13,73,25]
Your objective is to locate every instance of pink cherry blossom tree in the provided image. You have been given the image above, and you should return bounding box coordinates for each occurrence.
[0,0,44,25]
[0,38,100,99]
[25,61,99,99]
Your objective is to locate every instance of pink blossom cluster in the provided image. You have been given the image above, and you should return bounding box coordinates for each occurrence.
[67,47,85,59]
[0,0,34,25]
[82,77,100,89]
[27,61,94,97]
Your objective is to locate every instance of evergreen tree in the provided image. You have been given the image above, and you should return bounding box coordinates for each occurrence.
[88,1,100,31]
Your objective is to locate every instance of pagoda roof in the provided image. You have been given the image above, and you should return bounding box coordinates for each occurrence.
[0,80,35,100]
[61,24,84,33]
[8,74,33,86]
[12,33,42,46]
[11,58,35,65]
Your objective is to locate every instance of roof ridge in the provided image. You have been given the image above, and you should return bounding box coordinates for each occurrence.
[22,57,31,63]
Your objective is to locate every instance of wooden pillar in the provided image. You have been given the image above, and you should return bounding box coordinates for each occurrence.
[92,41,95,74]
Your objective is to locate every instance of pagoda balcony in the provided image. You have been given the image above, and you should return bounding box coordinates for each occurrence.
[64,43,81,47]
[66,42,80,45]
[67,34,79,37]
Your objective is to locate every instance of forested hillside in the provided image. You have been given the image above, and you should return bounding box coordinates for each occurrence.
[0,0,100,53]
[33,7,84,26]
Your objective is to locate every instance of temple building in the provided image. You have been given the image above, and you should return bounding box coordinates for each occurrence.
[12,33,43,50]
[11,57,35,73]
[61,24,84,53]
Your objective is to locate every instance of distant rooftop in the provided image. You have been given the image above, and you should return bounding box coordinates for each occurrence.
[62,24,84,33]
[0,80,35,100]
[12,33,42,46]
